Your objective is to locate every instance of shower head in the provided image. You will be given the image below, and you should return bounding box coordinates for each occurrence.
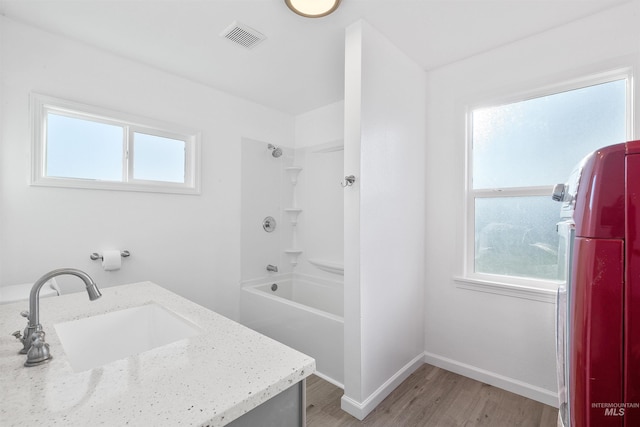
[267,143,283,158]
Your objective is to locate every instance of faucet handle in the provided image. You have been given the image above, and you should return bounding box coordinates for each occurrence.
[20,310,29,318]
[24,329,51,367]
[12,330,22,340]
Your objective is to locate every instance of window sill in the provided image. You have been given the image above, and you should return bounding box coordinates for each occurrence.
[454,276,557,304]
[30,176,201,195]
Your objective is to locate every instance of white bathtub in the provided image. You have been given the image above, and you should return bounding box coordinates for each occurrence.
[240,273,344,386]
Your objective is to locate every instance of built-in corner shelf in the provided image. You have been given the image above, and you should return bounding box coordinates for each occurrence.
[284,249,303,267]
[284,167,303,185]
[284,167,303,265]
[284,208,303,225]
[308,259,344,276]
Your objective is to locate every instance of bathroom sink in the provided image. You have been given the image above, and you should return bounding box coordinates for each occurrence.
[54,303,201,372]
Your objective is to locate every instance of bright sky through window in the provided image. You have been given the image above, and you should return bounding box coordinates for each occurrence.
[473,80,627,189]
[47,113,123,181]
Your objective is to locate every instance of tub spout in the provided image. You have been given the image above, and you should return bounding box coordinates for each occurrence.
[266,264,278,273]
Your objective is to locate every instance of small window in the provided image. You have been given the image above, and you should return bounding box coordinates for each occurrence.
[31,94,201,194]
[466,73,630,290]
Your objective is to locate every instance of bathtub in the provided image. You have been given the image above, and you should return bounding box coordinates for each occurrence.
[240,273,344,387]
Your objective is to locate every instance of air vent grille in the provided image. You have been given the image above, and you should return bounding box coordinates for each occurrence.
[220,21,266,49]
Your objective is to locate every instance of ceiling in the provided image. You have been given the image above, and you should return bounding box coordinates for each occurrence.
[0,0,630,115]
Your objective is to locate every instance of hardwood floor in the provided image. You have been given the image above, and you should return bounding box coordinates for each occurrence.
[306,364,558,427]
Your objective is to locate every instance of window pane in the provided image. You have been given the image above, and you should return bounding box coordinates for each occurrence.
[472,80,626,189]
[475,196,562,280]
[132,132,185,183]
[46,113,123,180]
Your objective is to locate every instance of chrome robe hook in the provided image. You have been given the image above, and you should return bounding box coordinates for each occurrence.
[341,175,356,187]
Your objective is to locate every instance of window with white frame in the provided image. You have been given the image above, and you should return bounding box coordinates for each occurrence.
[31,94,201,194]
[465,72,630,291]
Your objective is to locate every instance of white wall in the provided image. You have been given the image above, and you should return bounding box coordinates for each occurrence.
[424,1,640,406]
[342,20,426,419]
[0,16,294,320]
[295,101,344,149]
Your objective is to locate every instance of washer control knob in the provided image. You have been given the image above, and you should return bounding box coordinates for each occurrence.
[552,183,566,202]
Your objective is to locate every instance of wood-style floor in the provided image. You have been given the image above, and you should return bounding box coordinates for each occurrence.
[306,363,558,427]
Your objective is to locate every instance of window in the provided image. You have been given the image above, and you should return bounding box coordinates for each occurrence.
[31,93,201,194]
[463,72,630,295]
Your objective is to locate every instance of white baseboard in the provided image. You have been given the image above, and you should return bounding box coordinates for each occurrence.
[423,351,559,408]
[314,370,344,389]
[340,353,425,420]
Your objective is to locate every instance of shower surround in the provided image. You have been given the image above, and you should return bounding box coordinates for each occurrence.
[240,135,344,385]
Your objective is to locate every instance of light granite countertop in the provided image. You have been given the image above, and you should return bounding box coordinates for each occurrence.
[0,281,315,426]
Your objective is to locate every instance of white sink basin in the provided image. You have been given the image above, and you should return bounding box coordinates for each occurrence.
[54,303,201,372]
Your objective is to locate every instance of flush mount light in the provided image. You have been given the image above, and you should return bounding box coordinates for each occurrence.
[285,0,342,18]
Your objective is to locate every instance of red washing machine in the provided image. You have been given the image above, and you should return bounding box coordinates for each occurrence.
[554,140,640,426]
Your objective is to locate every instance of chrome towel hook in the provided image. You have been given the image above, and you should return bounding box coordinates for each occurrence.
[341,175,356,188]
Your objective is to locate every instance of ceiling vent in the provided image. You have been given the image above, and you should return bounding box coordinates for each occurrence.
[220,21,266,49]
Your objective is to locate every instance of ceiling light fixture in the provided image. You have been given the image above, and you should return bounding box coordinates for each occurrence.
[285,0,341,18]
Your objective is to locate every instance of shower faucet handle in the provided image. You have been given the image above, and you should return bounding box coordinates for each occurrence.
[263,217,276,232]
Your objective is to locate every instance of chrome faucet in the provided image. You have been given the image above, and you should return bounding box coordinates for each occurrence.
[266,264,278,272]
[13,268,101,367]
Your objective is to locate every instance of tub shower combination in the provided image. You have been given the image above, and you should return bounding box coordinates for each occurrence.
[241,273,344,386]
[240,139,345,387]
